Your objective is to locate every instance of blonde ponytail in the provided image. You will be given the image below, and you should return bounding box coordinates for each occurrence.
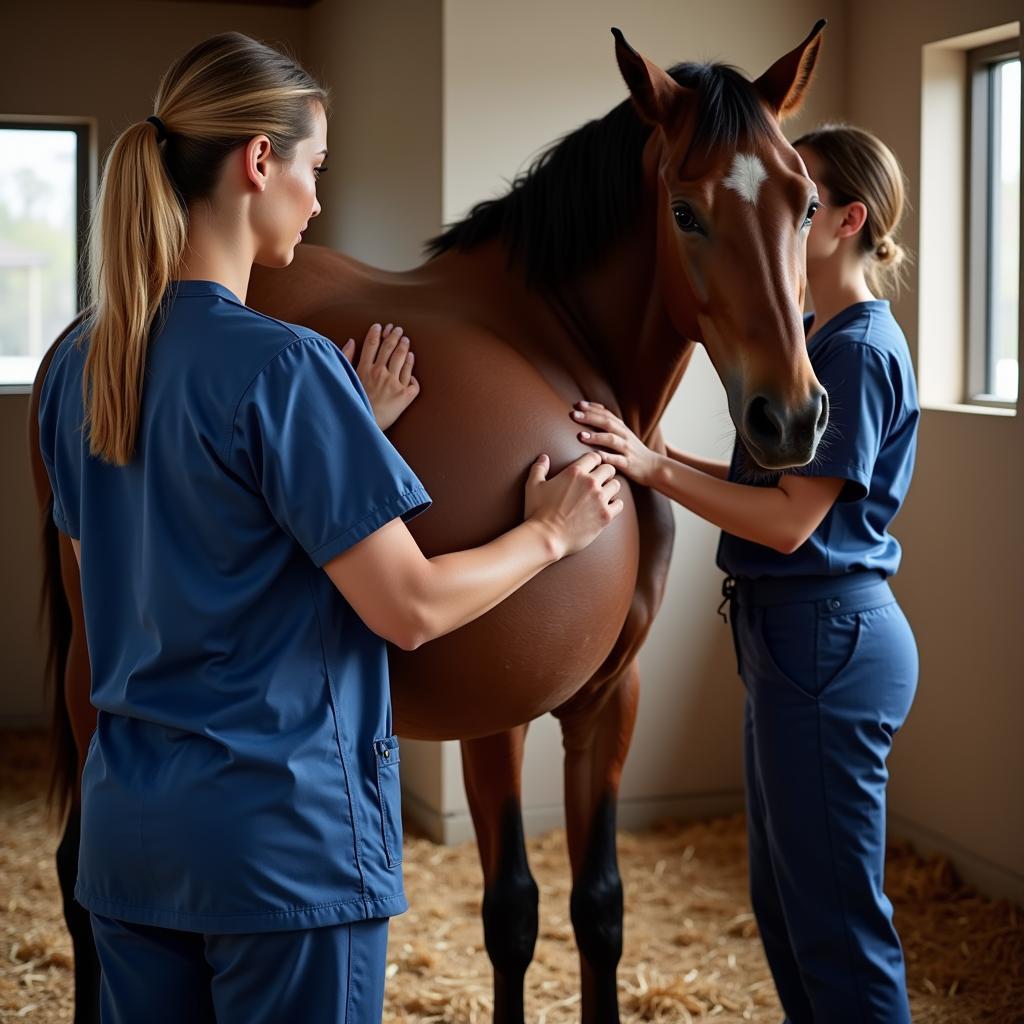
[83,120,186,464]
[82,33,329,465]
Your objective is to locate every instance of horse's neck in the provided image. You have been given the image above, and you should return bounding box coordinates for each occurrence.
[551,210,696,443]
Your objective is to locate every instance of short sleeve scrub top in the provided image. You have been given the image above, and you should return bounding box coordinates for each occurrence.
[38,280,431,934]
[719,300,919,580]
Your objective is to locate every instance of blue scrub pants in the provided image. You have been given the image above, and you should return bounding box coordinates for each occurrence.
[727,570,917,1024]
[89,914,389,1023]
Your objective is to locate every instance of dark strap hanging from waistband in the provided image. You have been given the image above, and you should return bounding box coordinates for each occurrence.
[717,574,736,624]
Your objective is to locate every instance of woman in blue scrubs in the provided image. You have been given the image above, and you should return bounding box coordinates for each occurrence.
[37,32,623,1024]
[572,124,918,1023]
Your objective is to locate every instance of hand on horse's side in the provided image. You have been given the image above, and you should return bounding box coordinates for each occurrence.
[571,401,661,487]
[341,323,420,431]
[523,451,624,559]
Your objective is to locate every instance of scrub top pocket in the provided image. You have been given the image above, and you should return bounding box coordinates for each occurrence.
[373,736,403,868]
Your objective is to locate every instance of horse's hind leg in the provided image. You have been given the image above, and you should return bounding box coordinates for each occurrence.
[555,661,640,1024]
[56,804,101,1023]
[461,726,538,1024]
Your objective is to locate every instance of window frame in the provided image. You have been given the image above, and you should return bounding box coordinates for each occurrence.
[965,39,1021,408]
[0,116,93,395]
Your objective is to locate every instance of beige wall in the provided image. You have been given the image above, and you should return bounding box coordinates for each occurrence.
[303,0,442,268]
[844,0,1023,899]
[0,0,309,166]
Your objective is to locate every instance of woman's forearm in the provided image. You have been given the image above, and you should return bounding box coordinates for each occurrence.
[572,401,837,556]
[329,454,619,651]
[664,443,731,480]
[326,517,563,651]
[650,455,803,553]
[410,520,561,646]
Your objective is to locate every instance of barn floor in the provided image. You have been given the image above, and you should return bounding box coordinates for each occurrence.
[2,730,1021,1023]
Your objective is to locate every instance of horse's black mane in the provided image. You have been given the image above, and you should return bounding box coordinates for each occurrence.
[426,62,773,288]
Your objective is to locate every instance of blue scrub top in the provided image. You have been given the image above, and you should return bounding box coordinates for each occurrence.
[38,280,431,933]
[717,300,919,579]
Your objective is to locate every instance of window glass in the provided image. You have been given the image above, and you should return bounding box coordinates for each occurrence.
[0,128,79,387]
[989,58,1020,402]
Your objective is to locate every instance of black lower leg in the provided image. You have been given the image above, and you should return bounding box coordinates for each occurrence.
[56,805,101,1024]
[570,793,623,1024]
[481,798,539,1024]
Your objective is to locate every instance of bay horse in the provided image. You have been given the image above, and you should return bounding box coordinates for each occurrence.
[28,24,828,1024]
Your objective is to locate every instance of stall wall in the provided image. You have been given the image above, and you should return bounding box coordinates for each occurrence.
[302,0,443,268]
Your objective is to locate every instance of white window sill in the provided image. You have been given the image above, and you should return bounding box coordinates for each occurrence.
[921,401,1017,416]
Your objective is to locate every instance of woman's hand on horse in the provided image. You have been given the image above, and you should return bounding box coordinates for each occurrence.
[341,323,420,431]
[571,401,661,487]
[523,451,624,558]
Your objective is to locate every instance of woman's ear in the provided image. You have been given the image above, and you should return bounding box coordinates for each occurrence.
[836,200,868,240]
[243,136,273,192]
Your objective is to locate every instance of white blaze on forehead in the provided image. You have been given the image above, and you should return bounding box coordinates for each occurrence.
[722,153,768,206]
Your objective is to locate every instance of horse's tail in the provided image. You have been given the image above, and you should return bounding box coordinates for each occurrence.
[28,312,90,821]
[40,496,76,818]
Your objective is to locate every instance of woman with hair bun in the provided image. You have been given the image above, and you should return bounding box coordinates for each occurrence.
[573,123,918,1022]
[37,31,621,1023]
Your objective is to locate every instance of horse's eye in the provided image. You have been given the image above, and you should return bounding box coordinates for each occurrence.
[673,203,703,235]
[803,200,821,229]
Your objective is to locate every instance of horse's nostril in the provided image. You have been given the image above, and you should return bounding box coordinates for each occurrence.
[746,395,784,446]
[816,391,829,433]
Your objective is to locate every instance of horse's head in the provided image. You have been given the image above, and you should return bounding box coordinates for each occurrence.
[614,23,829,470]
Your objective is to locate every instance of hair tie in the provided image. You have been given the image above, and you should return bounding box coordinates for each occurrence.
[146,115,168,144]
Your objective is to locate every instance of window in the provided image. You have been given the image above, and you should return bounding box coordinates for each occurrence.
[0,120,90,389]
[967,43,1020,405]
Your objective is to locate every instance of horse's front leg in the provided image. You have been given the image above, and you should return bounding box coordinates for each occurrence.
[555,662,640,1024]
[460,726,538,1024]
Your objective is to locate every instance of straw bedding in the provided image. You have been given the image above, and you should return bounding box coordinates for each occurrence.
[2,730,1021,1022]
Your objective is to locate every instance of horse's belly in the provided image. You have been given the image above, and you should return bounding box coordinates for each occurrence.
[384,329,640,740]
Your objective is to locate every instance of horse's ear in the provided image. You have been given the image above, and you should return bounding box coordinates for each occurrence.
[753,19,826,121]
[612,28,686,127]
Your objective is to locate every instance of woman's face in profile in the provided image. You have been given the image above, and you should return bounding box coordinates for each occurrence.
[252,101,327,268]
[797,143,843,267]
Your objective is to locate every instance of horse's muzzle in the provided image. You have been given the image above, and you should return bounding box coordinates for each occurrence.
[742,387,828,469]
